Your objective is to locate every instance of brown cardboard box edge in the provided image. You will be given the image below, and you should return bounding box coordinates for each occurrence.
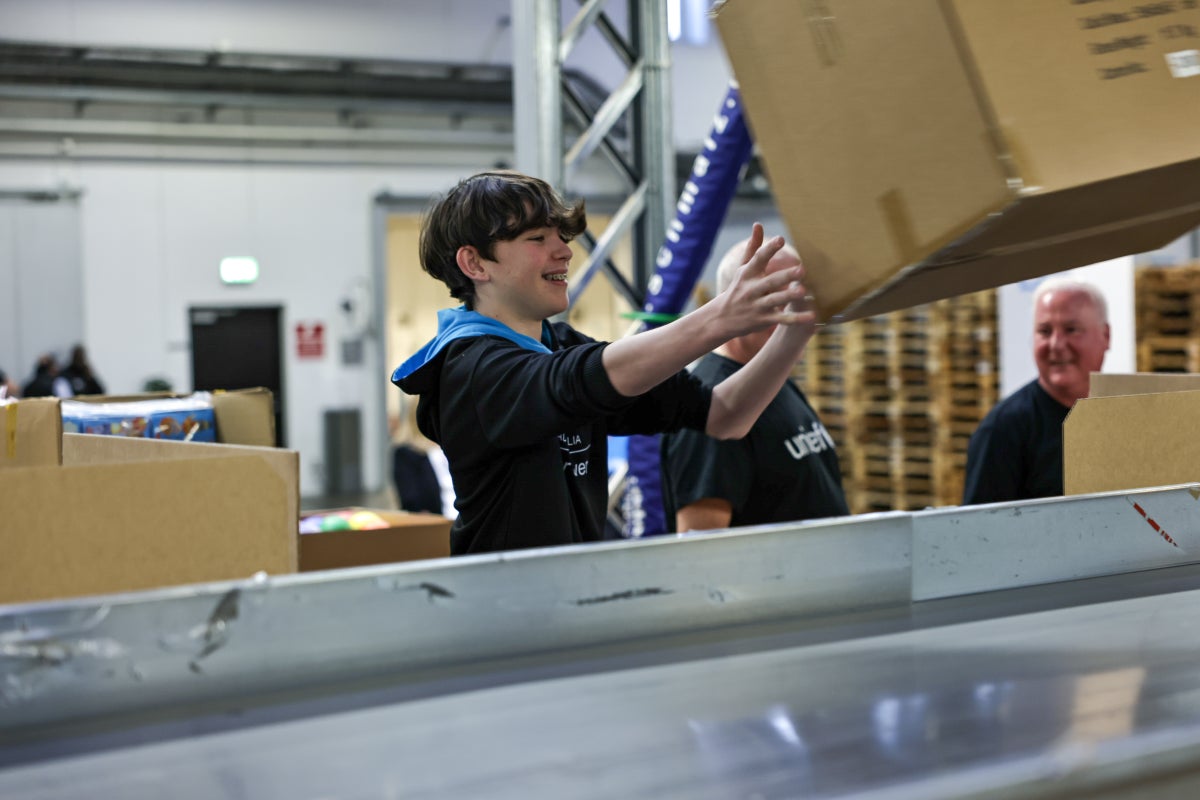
[67,387,275,446]
[299,508,451,571]
[0,397,62,468]
[0,455,294,606]
[1064,386,1200,496]
[1089,372,1200,399]
[838,162,1200,322]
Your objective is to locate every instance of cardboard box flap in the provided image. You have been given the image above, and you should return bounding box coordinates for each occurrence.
[1064,389,1200,496]
[716,0,1200,322]
[0,455,294,605]
[211,388,276,447]
[716,0,1012,321]
[840,196,1200,323]
[949,0,1200,190]
[0,398,62,469]
[934,159,1200,261]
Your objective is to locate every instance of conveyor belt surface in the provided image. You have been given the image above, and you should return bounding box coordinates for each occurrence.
[5,486,1200,796]
[5,583,1200,799]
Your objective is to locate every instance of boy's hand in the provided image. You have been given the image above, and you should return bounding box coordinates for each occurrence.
[722,222,817,335]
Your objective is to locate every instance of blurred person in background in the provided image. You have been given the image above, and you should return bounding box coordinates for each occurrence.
[22,354,73,398]
[390,397,456,518]
[660,237,849,532]
[962,278,1110,504]
[62,344,105,396]
[0,367,18,399]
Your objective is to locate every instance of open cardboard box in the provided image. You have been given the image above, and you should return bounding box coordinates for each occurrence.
[715,0,1200,322]
[1065,373,1200,495]
[0,396,298,606]
[64,386,276,447]
[299,508,451,571]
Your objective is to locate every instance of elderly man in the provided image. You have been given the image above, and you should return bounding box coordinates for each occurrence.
[962,278,1110,504]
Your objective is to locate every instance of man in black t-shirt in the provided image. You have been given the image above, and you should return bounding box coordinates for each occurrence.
[661,239,849,532]
[962,278,1110,504]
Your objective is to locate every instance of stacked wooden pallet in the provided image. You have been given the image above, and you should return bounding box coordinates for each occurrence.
[1136,264,1200,372]
[798,290,999,514]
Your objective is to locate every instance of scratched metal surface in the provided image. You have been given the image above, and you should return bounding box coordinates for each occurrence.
[2,484,1199,748]
[0,510,912,738]
[912,483,1200,600]
[7,584,1200,798]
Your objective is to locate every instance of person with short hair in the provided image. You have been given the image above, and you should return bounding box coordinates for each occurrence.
[962,278,1110,504]
[660,238,849,532]
[22,354,73,399]
[392,170,818,554]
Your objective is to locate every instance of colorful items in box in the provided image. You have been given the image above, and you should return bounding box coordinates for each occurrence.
[62,393,217,442]
[299,509,390,534]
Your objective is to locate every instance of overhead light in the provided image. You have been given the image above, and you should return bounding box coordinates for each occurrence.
[220,256,259,285]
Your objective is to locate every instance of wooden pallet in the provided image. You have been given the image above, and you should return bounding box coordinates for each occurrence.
[1136,265,1200,338]
[801,289,1001,513]
[1137,336,1200,373]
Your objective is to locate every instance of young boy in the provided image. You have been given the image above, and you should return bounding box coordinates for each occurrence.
[393,170,816,555]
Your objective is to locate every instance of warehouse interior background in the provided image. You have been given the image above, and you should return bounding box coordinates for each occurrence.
[1,0,1197,505]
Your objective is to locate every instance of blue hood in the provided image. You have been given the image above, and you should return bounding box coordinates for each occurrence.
[392,307,552,384]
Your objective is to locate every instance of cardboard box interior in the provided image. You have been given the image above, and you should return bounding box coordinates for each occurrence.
[299,509,451,571]
[715,0,1200,322]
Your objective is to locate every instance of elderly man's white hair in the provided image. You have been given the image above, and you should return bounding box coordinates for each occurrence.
[1032,278,1108,323]
[715,237,802,295]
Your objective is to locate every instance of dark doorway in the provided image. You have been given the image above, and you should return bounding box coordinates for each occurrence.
[190,306,285,447]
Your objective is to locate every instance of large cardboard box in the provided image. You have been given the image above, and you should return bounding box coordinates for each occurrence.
[299,509,451,571]
[1064,373,1200,495]
[715,0,1200,322]
[0,397,299,606]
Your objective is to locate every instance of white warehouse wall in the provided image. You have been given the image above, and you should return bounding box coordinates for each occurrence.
[0,157,492,497]
[0,0,740,499]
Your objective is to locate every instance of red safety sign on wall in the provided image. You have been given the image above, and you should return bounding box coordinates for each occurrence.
[296,322,325,358]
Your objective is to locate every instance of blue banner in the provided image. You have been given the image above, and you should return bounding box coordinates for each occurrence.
[621,82,754,538]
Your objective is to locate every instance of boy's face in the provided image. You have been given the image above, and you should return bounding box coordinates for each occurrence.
[480,225,573,328]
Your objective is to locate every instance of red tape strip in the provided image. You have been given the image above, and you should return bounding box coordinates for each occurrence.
[1130,500,1180,548]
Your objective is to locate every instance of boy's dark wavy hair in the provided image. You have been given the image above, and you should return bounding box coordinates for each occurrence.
[418,170,587,309]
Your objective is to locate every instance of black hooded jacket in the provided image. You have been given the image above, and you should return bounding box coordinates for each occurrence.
[395,319,711,555]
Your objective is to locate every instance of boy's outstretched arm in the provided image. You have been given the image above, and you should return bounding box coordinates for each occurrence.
[704,296,815,439]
